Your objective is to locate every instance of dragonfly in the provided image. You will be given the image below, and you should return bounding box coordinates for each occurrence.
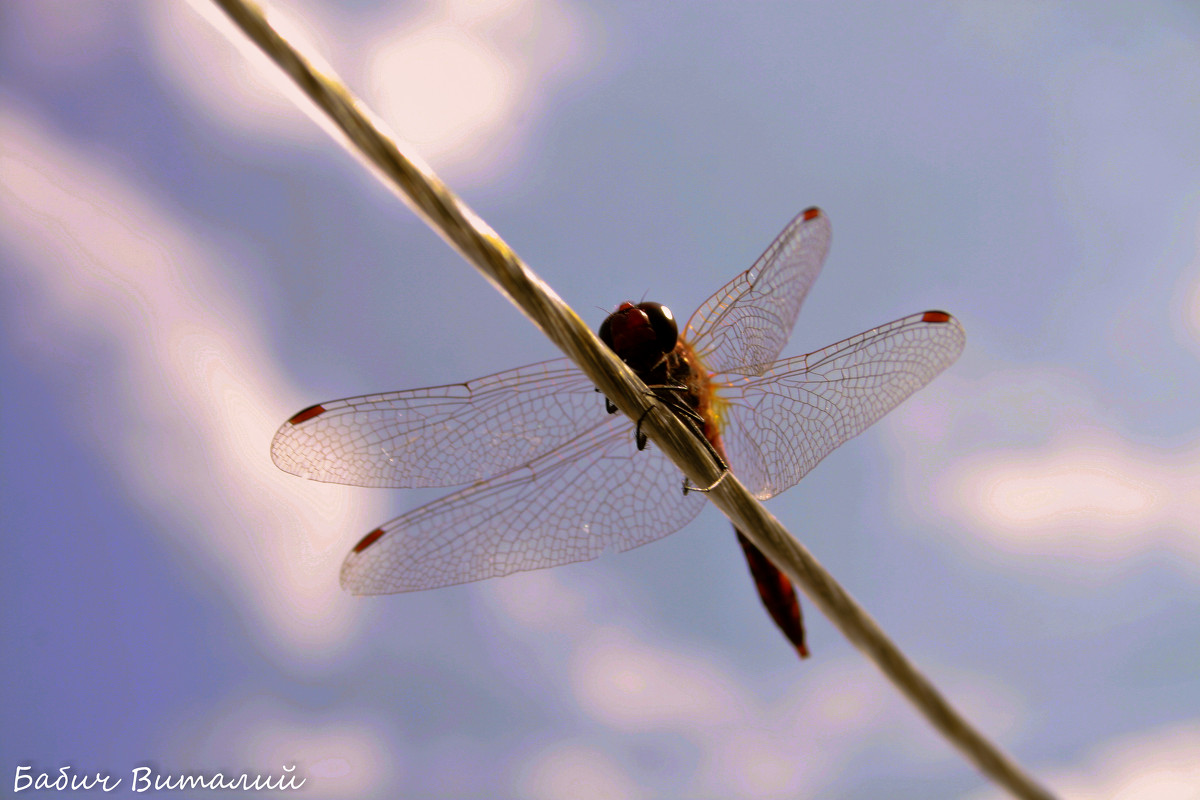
[272,207,965,658]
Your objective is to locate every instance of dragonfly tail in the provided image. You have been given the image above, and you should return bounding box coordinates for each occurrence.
[735,529,809,659]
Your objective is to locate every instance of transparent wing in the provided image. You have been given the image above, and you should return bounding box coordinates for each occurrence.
[271,358,603,488]
[685,207,831,376]
[716,311,965,500]
[273,207,830,490]
[340,417,707,593]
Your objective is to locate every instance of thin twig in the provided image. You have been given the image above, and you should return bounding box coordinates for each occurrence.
[205,2,1057,798]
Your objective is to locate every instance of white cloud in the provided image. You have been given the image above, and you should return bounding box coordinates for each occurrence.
[570,626,748,731]
[518,743,646,800]
[146,0,332,145]
[567,624,823,797]
[363,0,595,180]
[884,366,1200,574]
[175,693,396,799]
[1173,211,1200,356]
[964,720,1200,800]
[4,0,125,77]
[1186,274,1200,352]
[0,103,384,661]
[561,616,1027,798]
[937,434,1200,569]
[486,568,589,633]
[366,20,519,156]
[149,0,597,184]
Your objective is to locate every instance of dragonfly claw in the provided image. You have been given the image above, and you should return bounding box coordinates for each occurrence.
[634,405,654,450]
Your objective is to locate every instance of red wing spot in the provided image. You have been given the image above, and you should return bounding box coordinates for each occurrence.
[287,404,327,425]
[922,310,952,324]
[353,528,386,554]
[802,207,821,221]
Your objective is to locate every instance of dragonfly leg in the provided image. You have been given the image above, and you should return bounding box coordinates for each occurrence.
[599,388,677,451]
[639,383,731,491]
[680,428,730,494]
[634,385,686,450]
[633,405,652,450]
[682,468,730,496]
[596,386,619,416]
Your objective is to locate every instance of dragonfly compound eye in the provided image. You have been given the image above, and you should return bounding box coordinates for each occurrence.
[636,302,678,353]
[597,303,629,350]
[598,301,676,372]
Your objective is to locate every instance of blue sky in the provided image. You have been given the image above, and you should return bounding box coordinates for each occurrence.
[3,1,1200,798]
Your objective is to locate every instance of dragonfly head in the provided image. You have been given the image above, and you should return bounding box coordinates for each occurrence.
[599,301,679,373]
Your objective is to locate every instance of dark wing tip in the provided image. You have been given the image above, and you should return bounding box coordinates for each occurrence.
[352,527,386,554]
[802,206,822,221]
[287,403,327,425]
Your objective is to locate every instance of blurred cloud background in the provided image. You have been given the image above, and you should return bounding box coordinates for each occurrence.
[2,1,1199,798]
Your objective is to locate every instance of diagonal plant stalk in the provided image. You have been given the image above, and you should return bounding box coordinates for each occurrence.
[204,2,1057,798]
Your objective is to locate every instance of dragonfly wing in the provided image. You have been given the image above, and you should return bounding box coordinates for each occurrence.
[718,311,965,499]
[271,357,603,488]
[340,417,708,593]
[685,208,831,376]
